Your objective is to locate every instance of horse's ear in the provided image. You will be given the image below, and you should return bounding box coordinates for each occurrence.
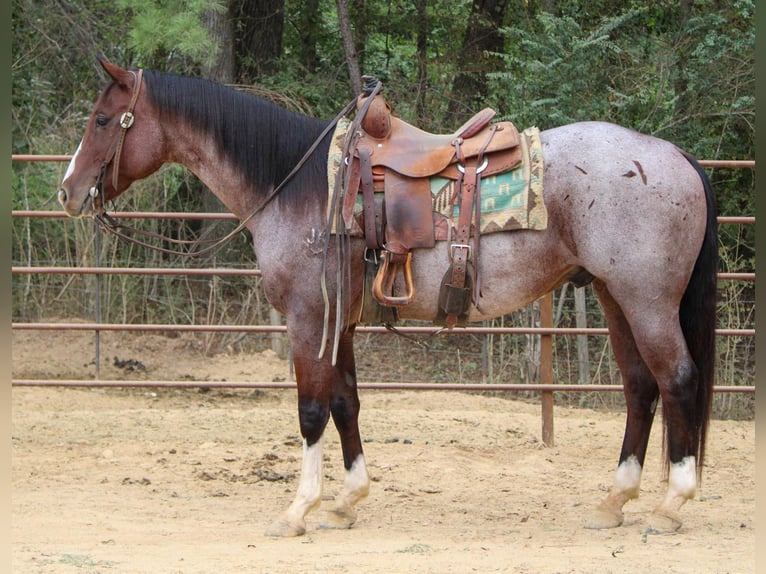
[97,58,132,87]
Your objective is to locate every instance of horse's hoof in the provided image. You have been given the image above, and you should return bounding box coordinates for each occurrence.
[264,518,306,537]
[646,510,682,533]
[319,507,358,530]
[582,507,624,529]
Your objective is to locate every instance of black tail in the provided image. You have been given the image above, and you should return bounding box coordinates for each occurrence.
[678,152,718,478]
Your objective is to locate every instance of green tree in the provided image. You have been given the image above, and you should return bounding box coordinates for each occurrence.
[115,0,225,70]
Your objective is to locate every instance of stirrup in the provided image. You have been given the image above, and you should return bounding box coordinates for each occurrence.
[371,251,415,306]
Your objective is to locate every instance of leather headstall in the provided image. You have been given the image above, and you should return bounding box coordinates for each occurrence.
[92,68,144,216]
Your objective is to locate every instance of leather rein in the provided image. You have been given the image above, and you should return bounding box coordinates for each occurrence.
[92,68,358,258]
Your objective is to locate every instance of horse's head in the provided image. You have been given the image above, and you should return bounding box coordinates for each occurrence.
[58,59,163,217]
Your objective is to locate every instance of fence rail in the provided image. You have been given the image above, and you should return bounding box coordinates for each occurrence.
[9,321,756,338]
[10,379,752,393]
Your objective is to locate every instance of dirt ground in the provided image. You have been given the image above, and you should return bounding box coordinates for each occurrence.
[11,330,755,573]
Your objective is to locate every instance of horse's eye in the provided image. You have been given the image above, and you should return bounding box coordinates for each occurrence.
[95,115,109,127]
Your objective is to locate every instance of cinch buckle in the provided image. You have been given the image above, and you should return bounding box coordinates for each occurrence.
[449,243,472,260]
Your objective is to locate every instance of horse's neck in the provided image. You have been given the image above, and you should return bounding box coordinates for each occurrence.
[164,117,327,226]
[165,126,260,220]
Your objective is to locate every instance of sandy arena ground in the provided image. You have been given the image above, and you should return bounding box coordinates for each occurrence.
[11,330,755,573]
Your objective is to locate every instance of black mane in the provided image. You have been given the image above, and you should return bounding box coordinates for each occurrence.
[142,69,331,208]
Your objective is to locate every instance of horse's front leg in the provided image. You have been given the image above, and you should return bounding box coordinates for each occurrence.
[264,325,369,536]
[319,328,370,529]
[264,326,333,537]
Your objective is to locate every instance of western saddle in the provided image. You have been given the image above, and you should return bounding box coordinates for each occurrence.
[340,78,522,328]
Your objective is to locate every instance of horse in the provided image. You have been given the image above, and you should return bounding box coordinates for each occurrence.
[57,60,717,536]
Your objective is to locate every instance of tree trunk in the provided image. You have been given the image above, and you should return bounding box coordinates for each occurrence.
[200,3,235,83]
[539,0,558,15]
[673,0,694,118]
[336,0,362,95]
[415,0,429,126]
[234,0,285,81]
[448,0,510,124]
[297,0,321,73]
[198,2,237,249]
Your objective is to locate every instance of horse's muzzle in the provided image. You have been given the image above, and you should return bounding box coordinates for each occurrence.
[56,188,67,207]
[57,186,97,218]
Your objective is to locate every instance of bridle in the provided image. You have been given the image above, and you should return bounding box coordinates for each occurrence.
[92,68,358,258]
[91,68,143,217]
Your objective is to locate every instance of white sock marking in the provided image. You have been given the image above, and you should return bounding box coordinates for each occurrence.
[286,437,324,524]
[667,455,697,500]
[343,454,370,504]
[613,455,642,498]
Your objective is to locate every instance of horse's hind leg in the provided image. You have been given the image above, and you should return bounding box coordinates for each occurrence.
[583,281,660,529]
[626,316,701,533]
[587,280,703,532]
[320,328,371,529]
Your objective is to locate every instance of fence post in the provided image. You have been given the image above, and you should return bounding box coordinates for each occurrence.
[575,286,589,383]
[540,292,554,446]
[269,308,288,359]
[93,219,101,380]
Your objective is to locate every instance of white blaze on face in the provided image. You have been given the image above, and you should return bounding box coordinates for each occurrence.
[62,140,83,184]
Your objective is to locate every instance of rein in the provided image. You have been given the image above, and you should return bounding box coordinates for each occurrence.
[318,77,383,364]
[93,69,359,258]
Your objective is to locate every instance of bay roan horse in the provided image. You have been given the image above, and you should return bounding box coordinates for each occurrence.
[58,60,717,536]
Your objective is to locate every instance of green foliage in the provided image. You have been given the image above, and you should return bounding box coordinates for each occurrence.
[489,8,648,128]
[115,0,225,69]
[487,0,755,290]
[488,1,754,141]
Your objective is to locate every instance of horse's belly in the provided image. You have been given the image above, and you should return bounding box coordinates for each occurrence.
[395,231,574,322]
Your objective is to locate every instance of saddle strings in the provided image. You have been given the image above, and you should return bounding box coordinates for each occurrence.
[318,78,383,364]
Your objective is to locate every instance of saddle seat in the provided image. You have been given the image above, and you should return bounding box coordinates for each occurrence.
[354,94,520,179]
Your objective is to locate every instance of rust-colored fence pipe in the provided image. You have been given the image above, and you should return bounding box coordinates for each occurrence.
[11,379,754,394]
[10,321,755,338]
[12,266,263,277]
[14,154,756,169]
[10,265,754,282]
[10,210,756,226]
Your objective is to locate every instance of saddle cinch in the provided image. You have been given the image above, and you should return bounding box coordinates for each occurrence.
[341,85,522,328]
